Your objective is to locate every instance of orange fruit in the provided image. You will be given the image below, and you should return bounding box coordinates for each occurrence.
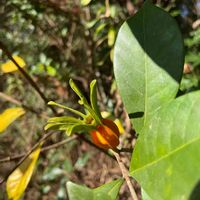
[90,119,120,150]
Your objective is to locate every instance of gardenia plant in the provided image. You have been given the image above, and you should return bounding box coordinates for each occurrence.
[45,79,120,150]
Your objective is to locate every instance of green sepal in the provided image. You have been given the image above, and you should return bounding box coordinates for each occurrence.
[69,79,102,125]
[69,79,89,106]
[90,80,102,120]
[47,116,83,123]
[45,119,96,136]
[48,101,86,118]
[64,124,96,136]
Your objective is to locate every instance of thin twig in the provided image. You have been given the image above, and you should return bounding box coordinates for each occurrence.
[0,92,48,118]
[118,148,133,153]
[41,135,77,151]
[0,41,57,114]
[111,150,138,200]
[0,135,78,163]
[0,131,57,185]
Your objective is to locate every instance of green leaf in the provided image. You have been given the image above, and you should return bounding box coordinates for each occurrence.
[108,27,116,47]
[130,91,200,200]
[93,179,124,200]
[141,189,153,200]
[67,182,93,200]
[67,179,123,200]
[90,80,102,120]
[114,0,184,133]
[46,65,56,76]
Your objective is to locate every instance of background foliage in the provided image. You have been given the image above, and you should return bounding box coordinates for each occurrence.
[0,0,200,199]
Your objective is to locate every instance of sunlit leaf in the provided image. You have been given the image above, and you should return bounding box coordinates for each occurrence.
[108,27,116,47]
[46,65,56,76]
[0,108,25,133]
[81,0,92,6]
[1,55,26,73]
[114,119,124,134]
[6,147,41,200]
[130,91,200,199]
[114,1,184,133]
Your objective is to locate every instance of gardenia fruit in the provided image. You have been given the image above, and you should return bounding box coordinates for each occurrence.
[90,119,120,150]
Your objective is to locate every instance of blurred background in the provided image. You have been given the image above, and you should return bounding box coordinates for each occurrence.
[0,0,199,199]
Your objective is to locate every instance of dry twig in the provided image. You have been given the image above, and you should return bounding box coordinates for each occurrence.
[111,149,138,200]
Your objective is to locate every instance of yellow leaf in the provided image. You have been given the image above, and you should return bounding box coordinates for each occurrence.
[81,0,92,6]
[1,55,26,73]
[101,111,125,134]
[114,119,125,134]
[6,147,41,200]
[0,108,25,133]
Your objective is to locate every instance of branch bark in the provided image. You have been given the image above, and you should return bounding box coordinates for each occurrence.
[0,135,78,164]
[111,150,138,200]
[0,41,57,114]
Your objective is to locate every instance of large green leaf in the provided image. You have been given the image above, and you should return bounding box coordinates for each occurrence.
[130,91,200,200]
[67,179,123,200]
[114,0,184,133]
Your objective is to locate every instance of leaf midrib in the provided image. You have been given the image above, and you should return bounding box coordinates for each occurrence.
[131,134,200,175]
[143,3,148,127]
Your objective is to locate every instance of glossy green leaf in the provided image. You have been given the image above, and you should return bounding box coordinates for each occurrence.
[130,91,200,200]
[67,179,123,200]
[142,189,153,200]
[114,0,184,133]
[93,179,123,200]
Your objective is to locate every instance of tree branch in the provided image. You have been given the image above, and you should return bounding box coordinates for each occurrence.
[0,135,78,164]
[0,131,56,184]
[0,92,48,118]
[0,41,57,114]
[111,149,138,200]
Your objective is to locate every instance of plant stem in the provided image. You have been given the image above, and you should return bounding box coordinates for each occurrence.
[0,135,78,163]
[0,92,48,118]
[111,149,138,200]
[0,131,56,185]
